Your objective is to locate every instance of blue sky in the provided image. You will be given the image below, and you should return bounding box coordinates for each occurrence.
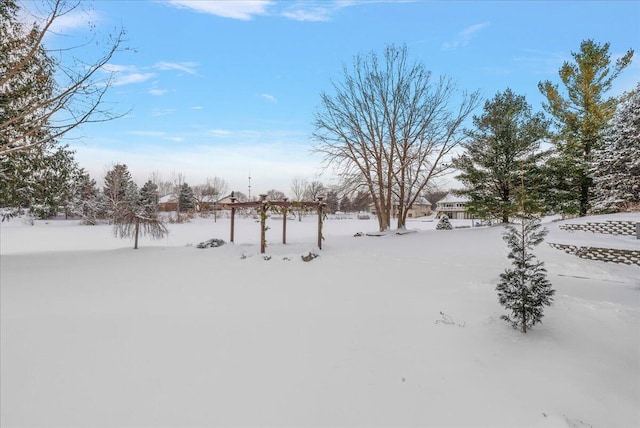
[43,0,640,195]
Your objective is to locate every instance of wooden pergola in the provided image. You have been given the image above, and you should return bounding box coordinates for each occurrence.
[221,194,326,253]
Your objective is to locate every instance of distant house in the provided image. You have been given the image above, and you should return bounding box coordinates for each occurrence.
[197,194,235,212]
[405,197,432,218]
[157,194,178,212]
[434,192,472,220]
[369,197,432,218]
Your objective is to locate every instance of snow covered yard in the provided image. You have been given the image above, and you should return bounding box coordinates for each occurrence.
[1,214,638,427]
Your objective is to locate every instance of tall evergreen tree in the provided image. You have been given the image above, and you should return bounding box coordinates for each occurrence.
[1,0,124,156]
[496,215,555,333]
[0,142,82,218]
[70,171,100,224]
[0,0,55,155]
[339,195,352,212]
[139,180,159,217]
[325,190,339,213]
[103,163,138,223]
[539,39,634,216]
[453,89,550,223]
[590,84,640,213]
[31,144,80,218]
[351,190,372,213]
[178,183,195,212]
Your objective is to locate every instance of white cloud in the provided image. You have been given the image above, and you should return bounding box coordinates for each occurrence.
[154,61,199,75]
[127,130,185,144]
[443,22,490,50]
[148,88,169,96]
[460,22,490,39]
[207,129,233,137]
[282,7,332,22]
[46,9,100,33]
[261,94,278,103]
[191,106,204,110]
[101,64,157,87]
[166,0,272,20]
[127,131,168,138]
[151,108,177,117]
[113,72,157,86]
[281,1,405,22]
[101,64,138,73]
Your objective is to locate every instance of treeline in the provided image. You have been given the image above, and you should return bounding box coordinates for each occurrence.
[452,41,638,223]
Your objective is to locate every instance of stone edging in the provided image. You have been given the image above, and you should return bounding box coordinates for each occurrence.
[559,220,637,236]
[548,242,640,266]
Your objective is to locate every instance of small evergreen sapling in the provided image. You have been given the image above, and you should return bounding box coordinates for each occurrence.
[436,215,453,230]
[496,215,555,333]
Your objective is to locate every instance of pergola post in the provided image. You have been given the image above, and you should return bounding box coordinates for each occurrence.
[229,194,237,243]
[259,194,267,254]
[282,198,288,244]
[317,195,325,250]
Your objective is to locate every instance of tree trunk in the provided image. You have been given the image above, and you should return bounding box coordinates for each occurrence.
[317,203,324,250]
[580,177,590,216]
[134,217,140,250]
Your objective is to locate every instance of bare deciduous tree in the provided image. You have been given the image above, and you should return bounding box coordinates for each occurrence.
[1,0,126,156]
[266,189,286,200]
[171,171,185,223]
[289,177,307,201]
[313,44,480,231]
[149,171,173,197]
[290,176,308,220]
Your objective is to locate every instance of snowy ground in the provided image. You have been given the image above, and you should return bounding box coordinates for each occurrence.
[1,212,639,428]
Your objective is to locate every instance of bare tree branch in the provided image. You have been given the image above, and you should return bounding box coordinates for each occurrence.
[1,0,127,156]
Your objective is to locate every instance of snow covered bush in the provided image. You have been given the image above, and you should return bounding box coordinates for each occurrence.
[197,238,225,249]
[436,215,453,230]
[496,216,555,333]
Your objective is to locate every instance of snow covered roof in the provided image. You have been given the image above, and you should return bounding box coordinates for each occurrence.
[158,194,177,203]
[436,191,470,204]
[414,197,432,206]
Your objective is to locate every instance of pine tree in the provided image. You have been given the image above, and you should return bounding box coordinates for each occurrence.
[139,180,159,217]
[325,190,339,213]
[178,183,195,212]
[0,142,82,218]
[351,190,372,213]
[30,144,80,218]
[0,0,55,155]
[539,39,634,216]
[339,195,352,213]
[436,214,453,230]
[1,0,125,156]
[70,171,100,225]
[590,84,640,213]
[103,164,138,223]
[496,215,555,333]
[454,89,550,223]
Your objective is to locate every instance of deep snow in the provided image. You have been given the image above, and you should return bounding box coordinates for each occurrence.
[1,213,639,427]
